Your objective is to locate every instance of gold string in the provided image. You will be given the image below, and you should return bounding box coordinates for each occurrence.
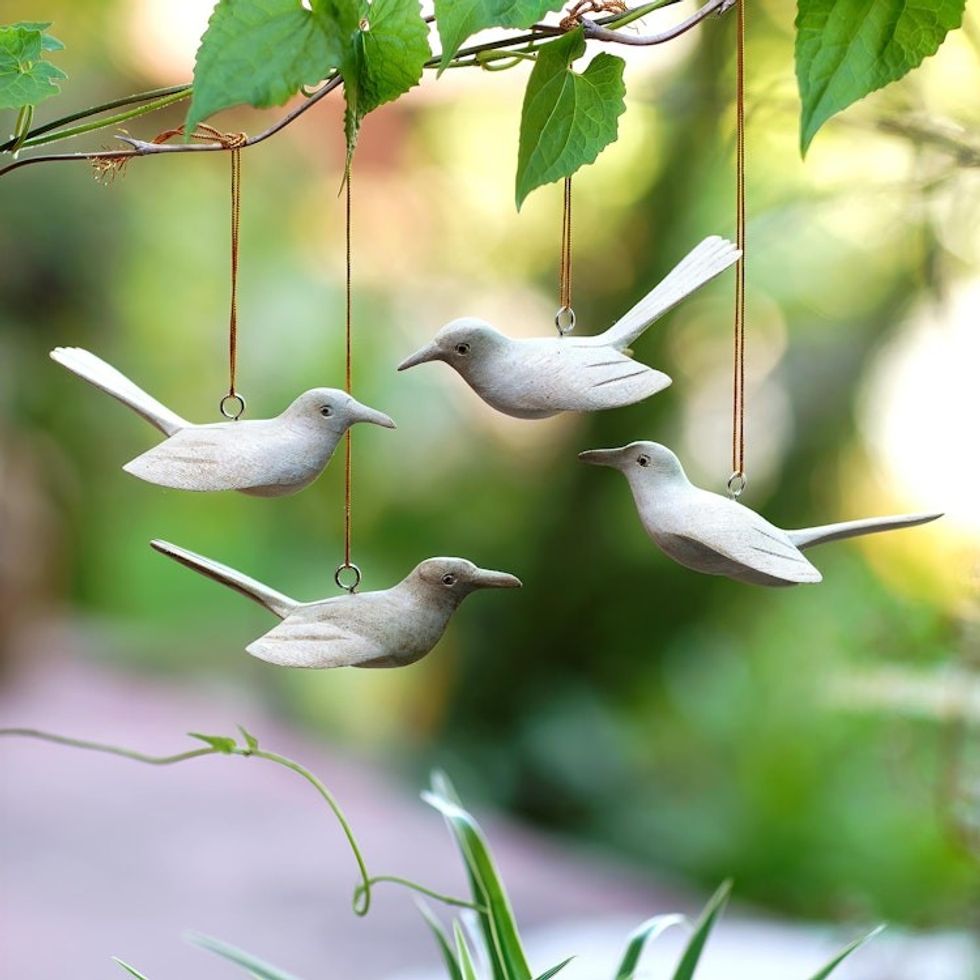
[559,176,573,319]
[732,0,747,485]
[344,159,353,569]
[228,142,242,399]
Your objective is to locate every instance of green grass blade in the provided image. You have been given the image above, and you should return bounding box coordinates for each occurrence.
[112,958,150,979]
[187,933,303,980]
[670,881,732,980]
[455,921,481,980]
[419,903,465,980]
[534,957,575,979]
[615,914,686,979]
[425,771,533,980]
[807,926,885,980]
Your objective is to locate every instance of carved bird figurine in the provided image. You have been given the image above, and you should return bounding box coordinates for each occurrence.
[50,347,395,496]
[397,236,740,419]
[151,540,522,668]
[579,441,941,587]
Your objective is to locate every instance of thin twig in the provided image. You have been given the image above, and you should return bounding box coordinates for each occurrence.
[582,0,736,45]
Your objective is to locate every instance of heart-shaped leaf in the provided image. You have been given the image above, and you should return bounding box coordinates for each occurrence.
[515,28,625,208]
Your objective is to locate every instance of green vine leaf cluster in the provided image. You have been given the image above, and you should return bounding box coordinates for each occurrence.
[0,21,65,110]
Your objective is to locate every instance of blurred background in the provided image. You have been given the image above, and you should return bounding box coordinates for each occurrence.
[1,1,978,977]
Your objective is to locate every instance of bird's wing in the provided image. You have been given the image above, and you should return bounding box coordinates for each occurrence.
[247,601,386,669]
[493,341,670,414]
[123,422,286,492]
[591,237,740,351]
[665,495,822,585]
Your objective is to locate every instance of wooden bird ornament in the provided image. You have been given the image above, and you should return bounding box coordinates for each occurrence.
[397,237,740,419]
[51,347,395,496]
[151,540,522,668]
[579,441,941,587]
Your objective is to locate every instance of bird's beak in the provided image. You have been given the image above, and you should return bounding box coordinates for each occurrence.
[397,342,441,371]
[351,400,397,429]
[473,568,523,590]
[578,448,624,469]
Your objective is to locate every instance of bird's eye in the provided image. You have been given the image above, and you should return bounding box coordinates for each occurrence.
[454,342,471,356]
[320,406,333,418]
[441,573,457,586]
[637,454,650,467]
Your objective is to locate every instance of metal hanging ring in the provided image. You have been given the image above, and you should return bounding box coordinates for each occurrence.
[334,562,362,593]
[555,306,576,336]
[219,392,247,421]
[727,471,747,499]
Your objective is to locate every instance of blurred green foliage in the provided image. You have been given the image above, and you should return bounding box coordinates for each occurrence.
[1,0,978,937]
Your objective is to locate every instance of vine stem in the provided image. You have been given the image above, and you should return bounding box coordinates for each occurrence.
[0,0,731,179]
[0,726,478,917]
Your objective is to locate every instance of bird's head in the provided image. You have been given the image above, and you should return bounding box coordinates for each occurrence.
[578,441,688,487]
[412,557,522,601]
[287,388,396,433]
[397,318,502,373]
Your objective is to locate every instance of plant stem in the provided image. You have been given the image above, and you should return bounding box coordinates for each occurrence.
[20,90,190,149]
[0,84,192,154]
[0,726,474,919]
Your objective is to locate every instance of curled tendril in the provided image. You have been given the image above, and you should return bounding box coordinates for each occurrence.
[0,727,475,919]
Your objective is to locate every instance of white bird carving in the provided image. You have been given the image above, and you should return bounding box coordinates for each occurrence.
[51,347,395,496]
[397,237,740,419]
[151,540,522,668]
[579,441,942,587]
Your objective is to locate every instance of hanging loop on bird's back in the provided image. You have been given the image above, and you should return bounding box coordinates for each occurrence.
[335,561,362,593]
[727,470,747,499]
[555,305,576,335]
[219,392,246,421]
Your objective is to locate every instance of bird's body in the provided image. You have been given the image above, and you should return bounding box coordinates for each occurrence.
[51,347,395,496]
[397,236,740,419]
[151,540,521,668]
[580,442,941,587]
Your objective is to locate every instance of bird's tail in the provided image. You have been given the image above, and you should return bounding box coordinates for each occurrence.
[788,512,942,551]
[51,347,187,436]
[595,236,741,351]
[151,540,299,619]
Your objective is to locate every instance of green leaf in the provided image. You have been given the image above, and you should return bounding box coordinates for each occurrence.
[515,28,626,209]
[339,0,430,161]
[187,732,237,754]
[419,904,465,980]
[237,724,259,752]
[796,0,966,154]
[669,881,731,980]
[112,958,150,979]
[454,921,480,980]
[806,925,885,980]
[188,933,303,980]
[534,959,575,979]
[186,0,344,132]
[425,771,533,980]
[0,22,67,110]
[615,914,686,980]
[434,0,563,71]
